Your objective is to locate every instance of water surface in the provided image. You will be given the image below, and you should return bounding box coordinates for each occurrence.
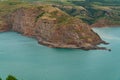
[0,27,120,80]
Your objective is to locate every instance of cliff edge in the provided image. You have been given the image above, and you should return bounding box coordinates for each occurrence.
[0,3,107,50]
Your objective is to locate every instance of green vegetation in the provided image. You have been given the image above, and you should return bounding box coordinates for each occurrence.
[6,75,17,80]
[50,0,120,25]
[0,75,17,80]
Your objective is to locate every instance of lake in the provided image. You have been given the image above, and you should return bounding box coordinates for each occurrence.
[0,27,120,80]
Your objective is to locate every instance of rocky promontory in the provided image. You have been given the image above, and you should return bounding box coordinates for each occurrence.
[0,1,107,50]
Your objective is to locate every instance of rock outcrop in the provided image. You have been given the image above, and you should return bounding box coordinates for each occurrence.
[1,5,107,50]
[0,1,105,50]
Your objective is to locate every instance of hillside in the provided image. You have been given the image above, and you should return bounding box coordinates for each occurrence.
[70,0,120,27]
[0,0,107,50]
[26,0,120,27]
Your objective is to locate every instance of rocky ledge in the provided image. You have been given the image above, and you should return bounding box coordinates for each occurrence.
[0,5,108,50]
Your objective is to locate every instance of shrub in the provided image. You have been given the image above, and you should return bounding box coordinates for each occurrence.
[6,75,17,80]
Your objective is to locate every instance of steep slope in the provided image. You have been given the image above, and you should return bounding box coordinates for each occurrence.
[8,5,107,50]
[0,1,107,50]
[52,1,120,27]
[0,0,34,31]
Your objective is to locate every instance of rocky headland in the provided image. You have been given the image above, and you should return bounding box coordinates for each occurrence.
[0,1,110,50]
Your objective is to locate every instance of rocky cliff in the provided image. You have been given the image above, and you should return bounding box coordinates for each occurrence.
[10,5,107,50]
[0,2,107,50]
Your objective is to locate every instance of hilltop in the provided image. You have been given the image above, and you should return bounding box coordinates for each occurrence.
[26,0,120,27]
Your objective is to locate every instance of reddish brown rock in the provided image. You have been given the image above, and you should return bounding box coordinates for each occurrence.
[1,5,107,50]
[91,18,120,27]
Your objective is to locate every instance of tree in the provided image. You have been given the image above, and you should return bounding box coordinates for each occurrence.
[6,75,17,80]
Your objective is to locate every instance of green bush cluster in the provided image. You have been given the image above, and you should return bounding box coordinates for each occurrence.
[0,75,17,80]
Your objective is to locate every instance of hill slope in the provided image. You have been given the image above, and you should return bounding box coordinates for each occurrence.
[0,0,107,50]
[38,0,120,27]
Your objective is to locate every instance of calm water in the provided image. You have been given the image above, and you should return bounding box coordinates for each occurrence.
[0,27,120,80]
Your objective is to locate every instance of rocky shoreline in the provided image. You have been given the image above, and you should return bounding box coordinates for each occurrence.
[0,5,111,51]
[37,36,109,51]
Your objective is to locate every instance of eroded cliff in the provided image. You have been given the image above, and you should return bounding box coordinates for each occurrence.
[0,1,107,50]
[6,5,107,50]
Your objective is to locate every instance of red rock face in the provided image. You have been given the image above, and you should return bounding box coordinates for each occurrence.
[91,18,120,27]
[10,8,41,36]
[0,22,10,32]
[3,6,107,50]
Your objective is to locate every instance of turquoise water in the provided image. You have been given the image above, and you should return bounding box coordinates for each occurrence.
[0,27,120,80]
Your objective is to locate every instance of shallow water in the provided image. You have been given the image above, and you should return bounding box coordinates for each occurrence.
[0,27,120,80]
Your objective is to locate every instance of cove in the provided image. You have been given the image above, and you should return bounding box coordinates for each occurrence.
[0,27,120,80]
